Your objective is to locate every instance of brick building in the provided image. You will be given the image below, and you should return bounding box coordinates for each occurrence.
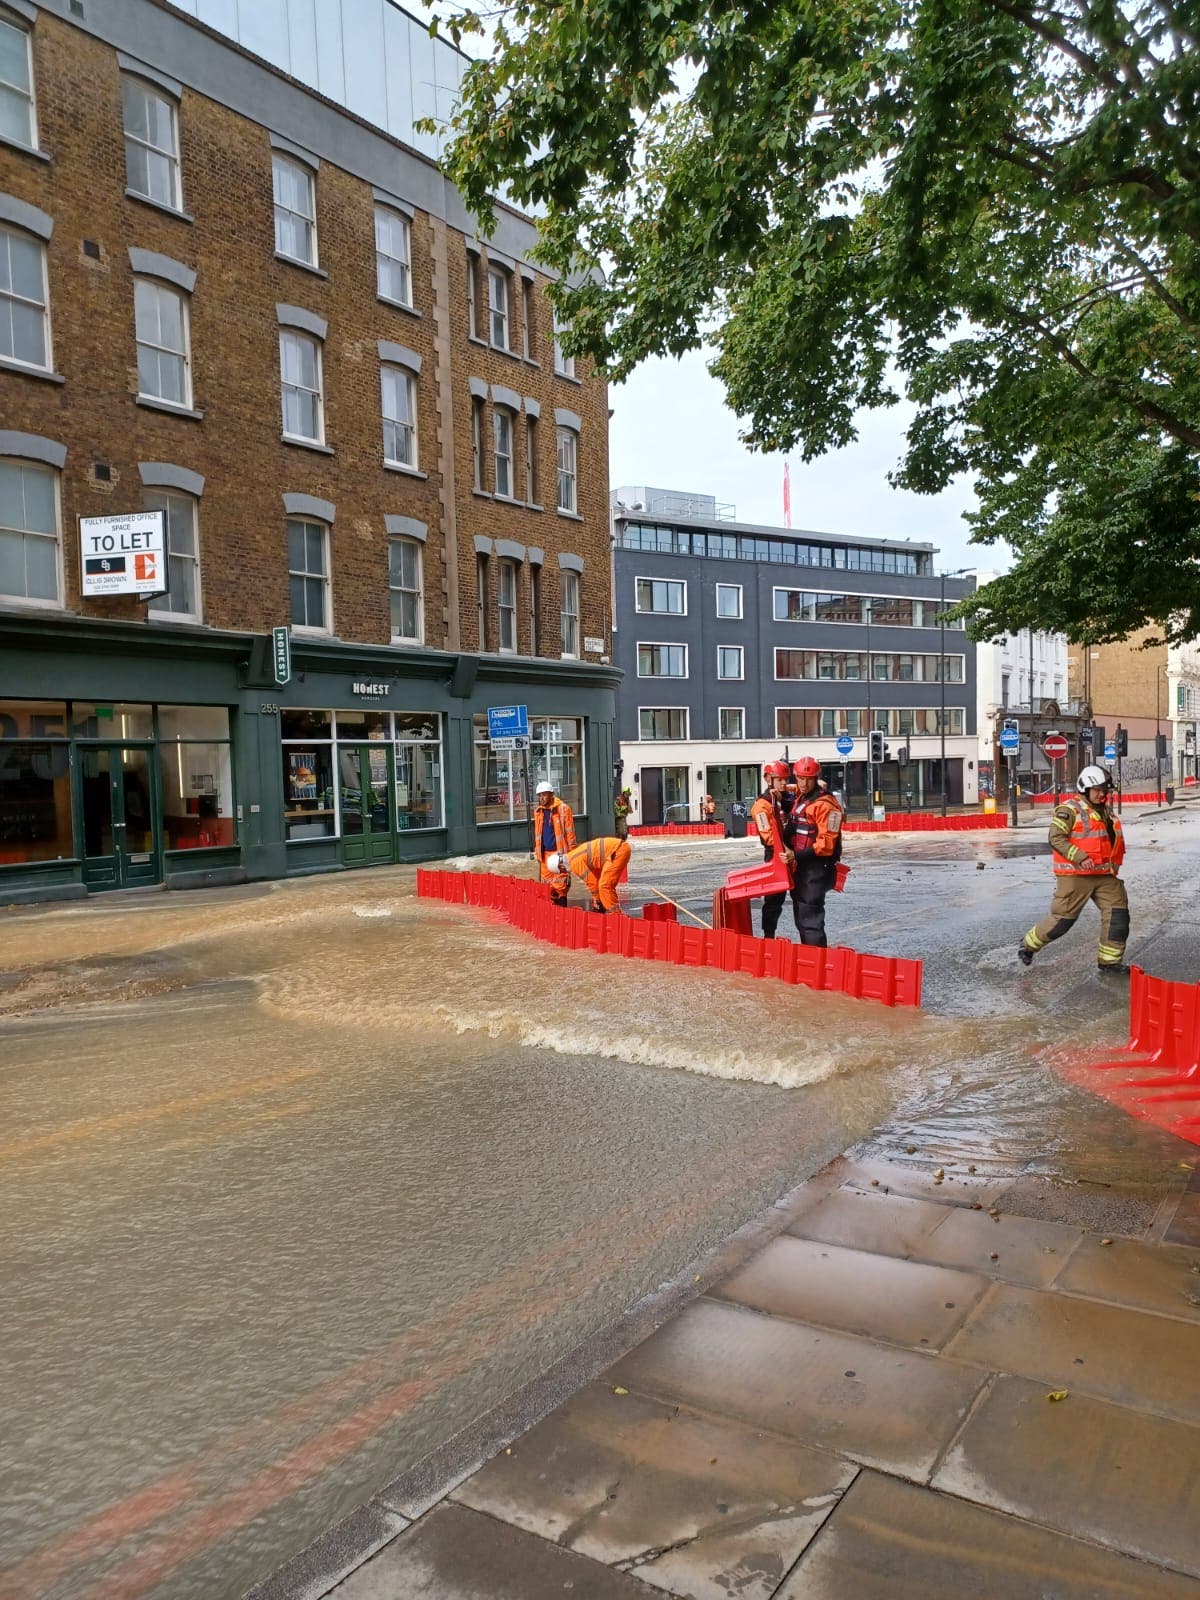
[0,0,616,899]
[1068,632,1200,791]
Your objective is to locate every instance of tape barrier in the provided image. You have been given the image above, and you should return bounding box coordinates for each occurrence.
[1050,965,1200,1145]
[416,870,922,1009]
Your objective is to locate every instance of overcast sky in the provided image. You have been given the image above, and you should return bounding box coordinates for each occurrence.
[608,348,1000,577]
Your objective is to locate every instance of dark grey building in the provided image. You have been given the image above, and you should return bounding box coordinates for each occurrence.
[611,496,978,823]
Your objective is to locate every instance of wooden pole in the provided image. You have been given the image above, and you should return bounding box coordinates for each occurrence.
[645,885,713,929]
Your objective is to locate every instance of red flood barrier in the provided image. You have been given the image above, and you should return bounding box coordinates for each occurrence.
[627,823,725,837]
[1053,966,1200,1146]
[843,813,1008,833]
[417,870,922,1009]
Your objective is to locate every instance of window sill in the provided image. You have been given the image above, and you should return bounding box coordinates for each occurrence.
[556,508,584,521]
[526,502,544,513]
[2,133,50,163]
[147,609,206,625]
[0,357,65,384]
[522,356,541,369]
[125,187,193,223]
[292,624,332,638]
[472,488,492,500]
[378,295,421,318]
[383,461,427,479]
[275,252,328,279]
[554,370,582,385]
[0,595,64,613]
[490,343,523,363]
[282,434,335,454]
[492,492,523,508]
[390,634,425,646]
[137,395,205,420]
[468,334,489,348]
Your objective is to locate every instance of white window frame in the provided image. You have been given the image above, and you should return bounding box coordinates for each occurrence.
[552,310,575,378]
[0,223,51,373]
[488,264,509,349]
[493,407,514,498]
[121,75,182,212]
[498,557,518,653]
[637,642,688,679]
[0,456,61,608]
[280,329,324,444]
[134,277,191,408]
[717,644,744,681]
[718,707,745,740]
[560,569,580,659]
[635,576,687,615]
[145,489,202,622]
[0,10,37,151]
[381,365,417,469]
[286,516,331,634]
[638,707,689,741]
[556,425,577,513]
[715,582,743,619]
[374,206,412,307]
[272,154,318,267]
[388,534,423,644]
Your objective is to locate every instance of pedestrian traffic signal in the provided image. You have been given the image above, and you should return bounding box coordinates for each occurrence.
[1116,728,1128,756]
[868,730,885,763]
[897,745,909,767]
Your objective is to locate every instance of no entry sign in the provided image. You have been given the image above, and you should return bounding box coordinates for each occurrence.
[1043,732,1069,760]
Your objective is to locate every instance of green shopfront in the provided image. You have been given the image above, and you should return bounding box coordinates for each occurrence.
[0,616,619,901]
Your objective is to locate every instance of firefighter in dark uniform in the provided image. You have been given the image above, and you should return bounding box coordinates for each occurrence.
[749,761,795,938]
[789,757,845,946]
[1018,764,1130,973]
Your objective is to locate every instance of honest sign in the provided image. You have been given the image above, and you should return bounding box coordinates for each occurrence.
[80,512,167,598]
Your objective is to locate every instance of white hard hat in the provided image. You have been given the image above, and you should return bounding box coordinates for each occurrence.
[1077,764,1111,792]
[535,780,554,795]
[547,852,564,873]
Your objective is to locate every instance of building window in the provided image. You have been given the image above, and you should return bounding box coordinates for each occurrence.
[556,426,577,513]
[718,645,744,680]
[488,264,509,348]
[477,552,489,650]
[272,155,317,266]
[375,206,411,306]
[280,330,323,442]
[0,706,72,862]
[471,397,486,490]
[134,278,191,407]
[287,516,329,631]
[0,457,59,604]
[522,278,535,359]
[389,534,423,642]
[144,489,200,619]
[553,311,574,377]
[122,77,182,211]
[635,577,685,614]
[381,366,417,468]
[0,11,36,150]
[560,569,580,658]
[639,708,688,740]
[474,713,584,824]
[525,415,538,503]
[715,583,742,619]
[1001,673,1010,706]
[498,557,518,652]
[719,707,745,740]
[158,706,235,849]
[466,248,481,338]
[529,562,541,654]
[774,706,966,738]
[0,224,49,371]
[493,408,514,498]
[637,643,687,678]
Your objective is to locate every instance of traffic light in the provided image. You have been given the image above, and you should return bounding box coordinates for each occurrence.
[868,730,885,764]
[897,745,909,767]
[1157,732,1169,759]
[1116,727,1128,757]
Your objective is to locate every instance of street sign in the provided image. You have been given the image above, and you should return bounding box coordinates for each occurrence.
[1081,726,1094,745]
[487,704,530,742]
[271,626,291,686]
[80,511,167,597]
[1043,732,1069,760]
[836,734,854,757]
[489,736,529,752]
[999,727,1021,753]
[1104,742,1117,761]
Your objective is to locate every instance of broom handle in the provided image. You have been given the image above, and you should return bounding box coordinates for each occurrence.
[646,885,713,930]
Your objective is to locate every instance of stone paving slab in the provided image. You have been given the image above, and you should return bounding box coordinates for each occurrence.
[778,1470,1200,1599]
[607,1297,987,1481]
[943,1280,1200,1421]
[932,1374,1200,1579]
[1057,1233,1200,1320]
[712,1234,988,1350]
[328,1501,666,1599]
[991,1172,1172,1236]
[453,1381,858,1600]
[1164,1184,1200,1247]
[787,1187,949,1258]
[836,1156,1010,1209]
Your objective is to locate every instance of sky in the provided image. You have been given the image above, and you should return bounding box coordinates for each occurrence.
[609,348,992,574]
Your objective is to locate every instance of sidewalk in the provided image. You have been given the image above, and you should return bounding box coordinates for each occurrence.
[265,1146,1200,1599]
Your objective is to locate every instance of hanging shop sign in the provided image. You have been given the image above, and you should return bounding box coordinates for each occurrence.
[79,512,167,598]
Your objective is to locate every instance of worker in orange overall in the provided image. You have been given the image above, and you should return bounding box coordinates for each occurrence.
[789,756,845,946]
[533,778,576,906]
[551,836,632,913]
[749,760,795,938]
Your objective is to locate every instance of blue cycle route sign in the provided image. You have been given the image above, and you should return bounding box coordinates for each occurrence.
[836,734,854,757]
[1000,727,1021,753]
[487,704,530,746]
[1104,742,1117,761]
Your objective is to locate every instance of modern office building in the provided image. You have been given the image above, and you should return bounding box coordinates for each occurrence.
[0,0,616,901]
[610,494,978,822]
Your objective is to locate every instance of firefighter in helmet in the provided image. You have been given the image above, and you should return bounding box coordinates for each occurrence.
[789,757,845,946]
[749,761,795,938]
[1018,764,1129,974]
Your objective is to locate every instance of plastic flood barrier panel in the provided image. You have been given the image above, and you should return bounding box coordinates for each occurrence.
[417,870,922,1009]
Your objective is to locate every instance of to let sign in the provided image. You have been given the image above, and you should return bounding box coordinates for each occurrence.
[80,511,167,597]
[1043,732,1069,760]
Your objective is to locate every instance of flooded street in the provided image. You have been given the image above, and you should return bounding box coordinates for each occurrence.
[1,807,1197,1599]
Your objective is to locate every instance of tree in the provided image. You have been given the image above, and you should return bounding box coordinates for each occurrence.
[433,0,1200,642]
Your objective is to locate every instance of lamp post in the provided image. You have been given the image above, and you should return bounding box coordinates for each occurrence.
[939,568,975,816]
[864,596,873,815]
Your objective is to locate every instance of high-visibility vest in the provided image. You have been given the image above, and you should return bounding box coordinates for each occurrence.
[566,837,624,878]
[1052,798,1125,875]
[534,799,576,863]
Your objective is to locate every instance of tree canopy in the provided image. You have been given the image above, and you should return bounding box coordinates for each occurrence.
[432,0,1200,643]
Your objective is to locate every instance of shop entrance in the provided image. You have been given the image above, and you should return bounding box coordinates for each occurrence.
[79,746,162,890]
[639,765,690,825]
[338,743,396,867]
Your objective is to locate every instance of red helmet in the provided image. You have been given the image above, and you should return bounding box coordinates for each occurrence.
[763,760,792,780]
[793,757,821,778]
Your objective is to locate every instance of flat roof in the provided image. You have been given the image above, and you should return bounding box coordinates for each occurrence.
[614,509,936,556]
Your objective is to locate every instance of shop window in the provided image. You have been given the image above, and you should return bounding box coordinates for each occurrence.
[158,705,234,850]
[122,76,183,211]
[71,702,153,739]
[473,712,583,824]
[395,720,443,830]
[281,708,334,839]
[0,740,72,865]
[0,457,59,604]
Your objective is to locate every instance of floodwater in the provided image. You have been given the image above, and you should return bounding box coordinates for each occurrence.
[1,812,1196,1599]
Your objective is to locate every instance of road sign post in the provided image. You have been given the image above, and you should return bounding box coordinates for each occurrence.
[835,734,854,813]
[1043,732,1068,807]
[999,725,1021,825]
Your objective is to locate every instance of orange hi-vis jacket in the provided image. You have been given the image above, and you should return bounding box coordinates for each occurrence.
[1050,797,1125,876]
[534,798,576,866]
[749,792,788,860]
[791,789,845,859]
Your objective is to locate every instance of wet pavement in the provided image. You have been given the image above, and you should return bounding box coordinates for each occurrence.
[1,799,1198,1599]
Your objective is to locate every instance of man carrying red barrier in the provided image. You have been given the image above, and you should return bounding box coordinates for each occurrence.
[750,761,795,938]
[789,757,845,946]
[1018,764,1130,975]
[533,778,576,906]
[550,836,633,914]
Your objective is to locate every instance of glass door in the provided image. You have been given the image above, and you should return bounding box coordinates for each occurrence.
[80,746,162,890]
[338,743,395,867]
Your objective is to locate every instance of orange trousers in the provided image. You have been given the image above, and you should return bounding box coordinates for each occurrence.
[582,838,632,911]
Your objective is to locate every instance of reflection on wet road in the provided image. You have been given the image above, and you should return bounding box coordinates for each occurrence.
[1,805,1196,1598]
